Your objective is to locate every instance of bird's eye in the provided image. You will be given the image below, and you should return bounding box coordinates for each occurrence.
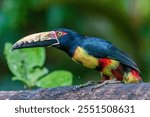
[57,32,63,37]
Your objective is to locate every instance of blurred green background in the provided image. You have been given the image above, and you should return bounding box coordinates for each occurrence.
[0,0,150,90]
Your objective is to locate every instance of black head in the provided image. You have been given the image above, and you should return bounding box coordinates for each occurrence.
[12,28,83,51]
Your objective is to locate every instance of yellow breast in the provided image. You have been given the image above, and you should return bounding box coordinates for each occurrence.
[72,46,99,69]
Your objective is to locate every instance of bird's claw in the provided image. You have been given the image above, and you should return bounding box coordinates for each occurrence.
[92,79,121,91]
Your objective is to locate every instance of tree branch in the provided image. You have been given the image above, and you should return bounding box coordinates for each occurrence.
[0,83,150,100]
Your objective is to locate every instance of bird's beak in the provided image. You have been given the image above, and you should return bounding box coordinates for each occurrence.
[12,31,59,51]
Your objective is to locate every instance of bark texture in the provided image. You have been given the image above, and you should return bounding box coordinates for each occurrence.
[0,83,150,100]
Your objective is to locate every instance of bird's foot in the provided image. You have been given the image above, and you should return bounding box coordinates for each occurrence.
[73,81,97,91]
[92,79,121,91]
[140,80,144,83]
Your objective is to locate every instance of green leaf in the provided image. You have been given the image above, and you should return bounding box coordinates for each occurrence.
[4,42,73,89]
[36,70,73,88]
[4,42,47,88]
[26,67,48,87]
[4,43,25,78]
[20,47,45,71]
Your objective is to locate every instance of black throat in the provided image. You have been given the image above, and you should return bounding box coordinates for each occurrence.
[59,34,84,57]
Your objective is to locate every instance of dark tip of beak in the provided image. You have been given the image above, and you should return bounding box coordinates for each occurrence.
[12,41,29,51]
[12,43,22,51]
[12,44,18,51]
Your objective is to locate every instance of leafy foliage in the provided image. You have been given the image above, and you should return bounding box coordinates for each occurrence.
[36,70,73,88]
[4,43,73,89]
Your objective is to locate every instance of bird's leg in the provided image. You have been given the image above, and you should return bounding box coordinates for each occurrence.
[73,75,113,90]
[92,76,122,90]
[73,72,103,91]
[73,81,98,91]
[81,81,98,87]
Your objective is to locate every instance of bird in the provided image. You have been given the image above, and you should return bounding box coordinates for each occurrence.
[12,28,143,84]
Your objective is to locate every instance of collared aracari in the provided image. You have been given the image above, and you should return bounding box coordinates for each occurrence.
[12,28,142,83]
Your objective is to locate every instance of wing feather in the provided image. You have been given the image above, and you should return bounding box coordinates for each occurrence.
[81,37,140,72]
